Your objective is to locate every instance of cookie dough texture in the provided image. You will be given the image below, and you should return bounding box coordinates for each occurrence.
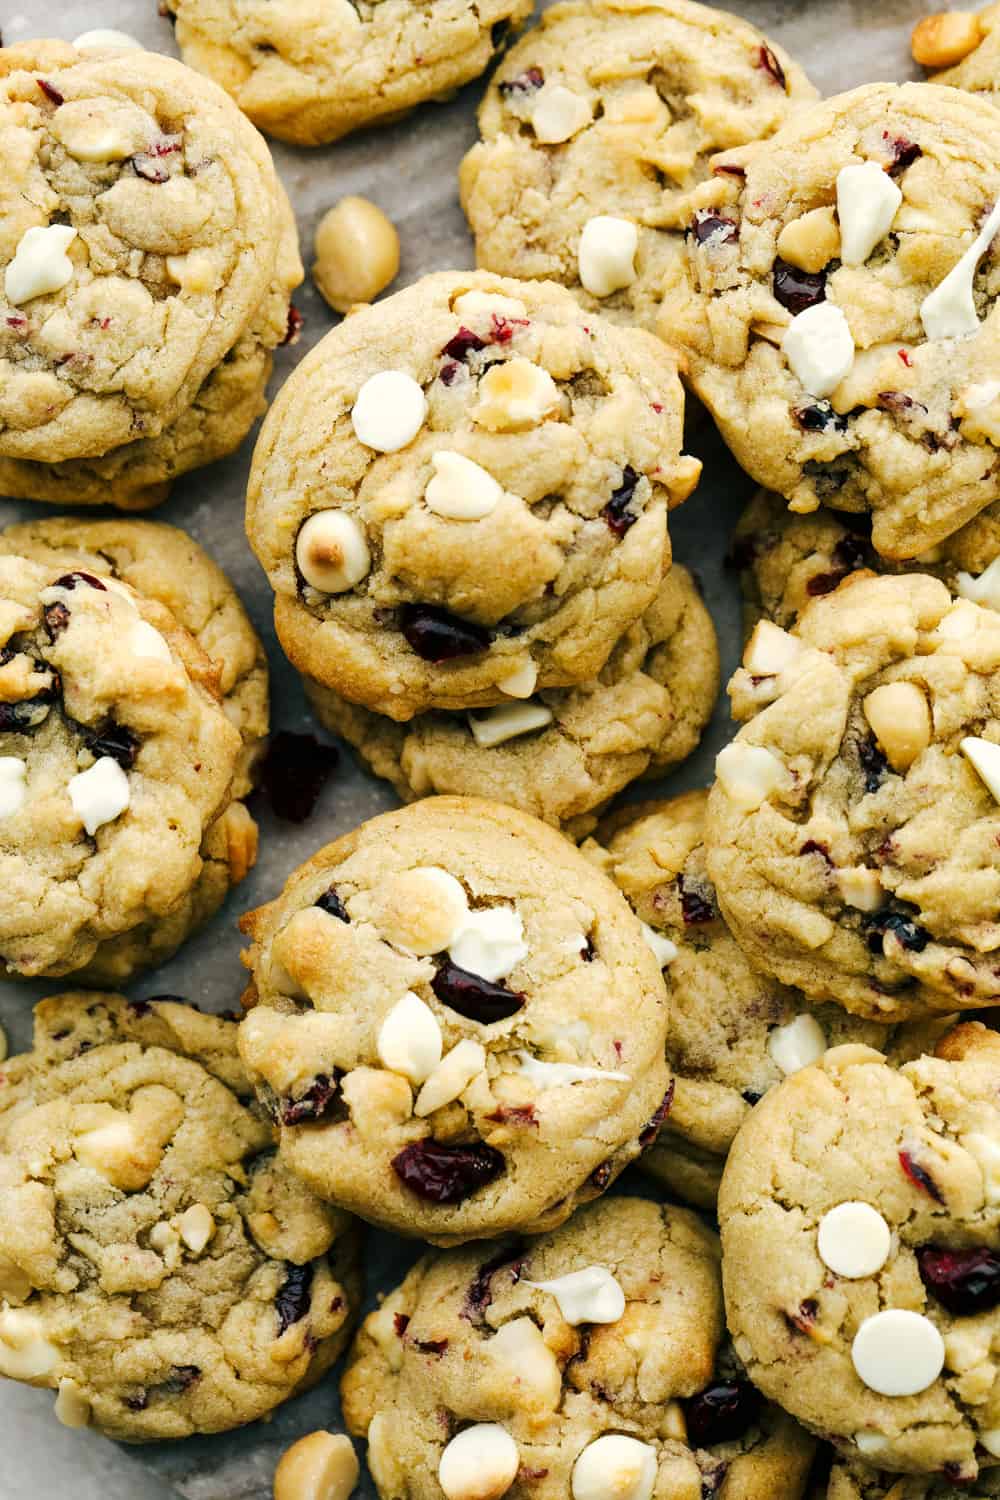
[661,82,1000,560]
[169,0,533,147]
[341,1196,815,1500]
[0,40,301,507]
[248,271,696,721]
[0,519,267,982]
[706,571,1000,1020]
[0,992,361,1441]
[307,565,719,838]
[829,1462,1000,1499]
[718,1029,1000,1474]
[460,0,816,330]
[927,4,1000,106]
[238,797,672,1245]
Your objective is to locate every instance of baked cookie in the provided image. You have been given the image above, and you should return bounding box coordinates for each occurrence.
[660,82,1000,560]
[916,5,1000,108]
[0,40,301,507]
[586,791,943,1209]
[459,0,815,332]
[829,1461,1000,1499]
[718,1026,1000,1476]
[0,992,361,1441]
[306,565,719,839]
[238,797,673,1245]
[0,530,260,980]
[706,571,1000,1020]
[168,0,533,147]
[246,271,699,722]
[341,1196,815,1500]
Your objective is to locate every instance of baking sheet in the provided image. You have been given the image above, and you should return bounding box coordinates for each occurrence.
[0,0,936,1493]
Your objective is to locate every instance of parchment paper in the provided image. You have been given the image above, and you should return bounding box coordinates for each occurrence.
[0,0,936,1493]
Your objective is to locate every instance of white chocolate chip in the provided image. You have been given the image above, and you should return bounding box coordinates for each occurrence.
[449,904,527,981]
[767,1013,827,1075]
[0,757,27,818]
[862,682,931,773]
[980,1430,1000,1459]
[957,556,1000,612]
[526,1265,626,1325]
[836,162,902,267]
[498,661,538,699]
[73,1111,156,1190]
[743,620,804,678]
[473,358,559,432]
[0,1307,58,1379]
[715,742,788,812]
[572,1435,657,1500]
[177,1203,215,1255]
[817,1202,892,1279]
[851,1309,944,1396]
[378,866,469,955]
[351,370,427,452]
[962,1132,1000,1204]
[961,736,1000,803]
[578,216,639,298]
[376,991,443,1084]
[4,225,78,307]
[296,511,371,593]
[853,1433,889,1459]
[514,1052,629,1089]
[415,1040,487,1117]
[74,28,143,50]
[782,302,855,398]
[54,1377,92,1430]
[453,290,528,322]
[438,1424,519,1500]
[129,619,172,662]
[640,921,677,968]
[921,198,1000,341]
[837,866,883,912]
[68,756,129,835]
[468,701,554,747]
[425,451,502,521]
[53,105,136,164]
[531,84,592,143]
[273,1431,360,1500]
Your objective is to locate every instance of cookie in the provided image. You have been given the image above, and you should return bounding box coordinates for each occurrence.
[459,0,815,332]
[341,1196,815,1500]
[246,271,699,722]
[706,571,1000,1020]
[718,1026,1000,1476]
[0,40,301,506]
[829,1462,1000,1499]
[0,532,259,980]
[306,565,719,839]
[169,0,532,147]
[0,992,361,1441]
[919,5,1000,108]
[238,797,673,1245]
[659,81,1000,560]
[586,791,944,1209]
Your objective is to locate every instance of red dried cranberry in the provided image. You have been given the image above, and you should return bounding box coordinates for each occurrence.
[754,44,787,90]
[899,1149,945,1205]
[692,210,739,246]
[315,887,349,922]
[439,361,462,387]
[803,459,853,498]
[132,153,171,183]
[259,732,339,822]
[742,1089,763,1105]
[37,78,64,106]
[917,1247,1000,1315]
[392,1139,504,1203]
[393,1313,411,1337]
[281,1073,339,1126]
[792,401,848,434]
[281,305,304,346]
[414,1337,449,1356]
[462,1245,525,1321]
[53,571,107,592]
[0,694,56,733]
[603,465,641,537]
[590,1159,614,1190]
[639,1080,675,1148]
[431,961,525,1023]
[155,1364,201,1395]
[485,1103,538,1127]
[43,600,71,640]
[884,133,922,174]
[489,312,528,344]
[713,162,746,179]
[83,721,140,769]
[442,327,487,362]
[862,908,930,955]
[787,1297,819,1334]
[878,390,929,418]
[773,259,827,314]
[684,1379,761,1447]
[124,1390,149,1412]
[680,878,716,924]
[126,998,154,1016]
[858,733,889,793]
[399,605,492,662]
[275,1262,314,1335]
[498,66,544,96]
[800,839,834,867]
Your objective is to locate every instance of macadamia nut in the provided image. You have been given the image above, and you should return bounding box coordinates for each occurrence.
[313,198,400,314]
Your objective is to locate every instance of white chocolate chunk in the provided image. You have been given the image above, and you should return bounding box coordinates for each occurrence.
[767,1014,827,1075]
[715,742,788,812]
[836,162,902,266]
[438,1424,519,1500]
[962,1131,1000,1204]
[0,1308,58,1379]
[782,302,855,398]
[961,736,1000,803]
[957,555,1000,612]
[425,451,502,521]
[853,1433,889,1459]
[578,216,639,298]
[74,28,142,50]
[817,1201,892,1278]
[527,1265,626,1325]
[981,1430,1000,1459]
[379,866,469,955]
[453,290,528,322]
[376,991,442,1084]
[921,198,1000,340]
[177,1203,215,1255]
[499,661,538,699]
[851,1309,944,1396]
[68,756,129,835]
[468,701,554,747]
[296,511,371,593]
[351,370,427,452]
[73,1111,154,1189]
[572,1435,657,1500]
[515,1052,629,1089]
[54,105,136,164]
[532,84,592,143]
[415,1040,486,1117]
[640,921,677,968]
[54,1377,92,1429]
[449,904,527,982]
[4,225,78,307]
[862,681,931,773]
[837,866,883,912]
[129,619,172,662]
[0,757,27,818]
[743,620,803,677]
[473,358,559,431]
[486,1318,561,1409]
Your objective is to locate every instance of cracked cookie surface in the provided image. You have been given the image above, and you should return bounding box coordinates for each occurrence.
[0,992,361,1441]
[829,1460,1000,1498]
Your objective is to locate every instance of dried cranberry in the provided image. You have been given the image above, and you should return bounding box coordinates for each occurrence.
[37,78,64,106]
[132,153,171,183]
[713,162,746,179]
[773,259,827,314]
[442,327,487,362]
[53,571,107,592]
[486,1103,538,1127]
[392,1139,504,1203]
[439,361,462,387]
[393,1313,411,1337]
[800,839,833,867]
[414,1338,449,1356]
[742,1089,763,1105]
[281,1074,339,1126]
[0,695,56,733]
[431,961,525,1023]
[787,1297,819,1334]
[858,733,889,793]
[399,605,492,662]
[685,1380,761,1447]
[878,390,929,418]
[83,722,140,769]
[917,1247,1000,1315]
[43,600,70,639]
[489,312,528,344]
[803,459,853,498]
[692,210,739,246]
[124,1390,149,1412]
[862,908,930,955]
[899,1149,946,1205]
[792,401,848,434]
[639,1081,675,1148]
[155,1364,201,1395]
[590,1160,614,1190]
[884,133,922,174]
[259,732,339,822]
[498,66,544,96]
[680,879,716,924]
[275,1262,314,1335]
[603,465,641,537]
[281,305,304,347]
[315,887,349,922]
[463,1244,525,1321]
[127,998,154,1017]
[755,43,787,89]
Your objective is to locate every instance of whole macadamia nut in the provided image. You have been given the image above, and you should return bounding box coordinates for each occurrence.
[312,198,400,314]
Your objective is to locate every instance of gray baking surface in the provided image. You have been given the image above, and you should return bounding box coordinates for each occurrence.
[0,0,937,1493]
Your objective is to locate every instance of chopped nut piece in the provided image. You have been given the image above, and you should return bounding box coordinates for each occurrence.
[313,198,400,314]
[912,10,982,68]
[273,1430,360,1500]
